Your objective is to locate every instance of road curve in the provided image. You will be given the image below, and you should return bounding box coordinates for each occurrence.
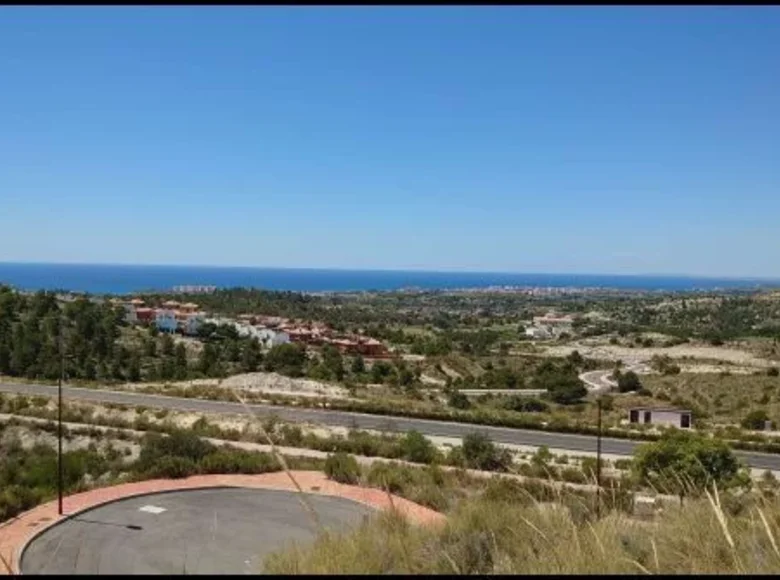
[579,369,617,394]
[1,382,779,471]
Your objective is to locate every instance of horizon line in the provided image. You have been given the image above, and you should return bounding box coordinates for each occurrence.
[1,260,779,283]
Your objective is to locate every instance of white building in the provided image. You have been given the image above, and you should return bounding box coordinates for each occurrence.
[628,407,692,429]
[256,327,290,349]
[123,304,138,325]
[525,312,574,340]
[525,326,552,340]
[155,309,178,333]
[181,313,204,336]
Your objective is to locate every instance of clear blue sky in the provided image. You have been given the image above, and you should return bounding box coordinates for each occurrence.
[1,7,779,277]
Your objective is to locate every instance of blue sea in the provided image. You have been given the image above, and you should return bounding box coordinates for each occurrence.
[0,263,778,295]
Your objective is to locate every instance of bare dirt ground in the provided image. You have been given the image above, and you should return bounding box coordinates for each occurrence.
[544,341,774,370]
[119,372,351,400]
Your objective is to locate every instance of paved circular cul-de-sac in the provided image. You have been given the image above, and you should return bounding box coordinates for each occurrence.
[21,487,375,574]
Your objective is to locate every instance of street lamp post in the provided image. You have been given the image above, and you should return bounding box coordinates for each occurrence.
[596,396,603,519]
[57,317,64,516]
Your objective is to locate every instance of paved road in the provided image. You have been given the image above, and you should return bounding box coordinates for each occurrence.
[457,389,547,396]
[21,488,373,574]
[579,369,618,394]
[580,363,652,395]
[2,382,780,471]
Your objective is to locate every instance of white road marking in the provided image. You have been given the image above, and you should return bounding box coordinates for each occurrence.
[139,505,167,514]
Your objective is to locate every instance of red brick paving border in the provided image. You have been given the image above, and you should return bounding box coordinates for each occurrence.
[0,470,445,575]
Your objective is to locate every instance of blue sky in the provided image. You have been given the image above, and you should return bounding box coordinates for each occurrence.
[1,7,779,277]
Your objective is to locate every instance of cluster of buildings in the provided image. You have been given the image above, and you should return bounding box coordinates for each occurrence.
[171,285,217,294]
[118,298,205,336]
[524,312,575,340]
[204,315,291,350]
[117,298,391,357]
[235,314,390,357]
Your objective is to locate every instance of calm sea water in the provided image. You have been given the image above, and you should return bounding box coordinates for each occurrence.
[0,263,777,295]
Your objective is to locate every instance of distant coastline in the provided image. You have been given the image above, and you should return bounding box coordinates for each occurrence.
[1,262,779,295]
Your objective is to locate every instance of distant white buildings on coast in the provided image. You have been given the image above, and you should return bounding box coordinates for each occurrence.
[524,312,575,340]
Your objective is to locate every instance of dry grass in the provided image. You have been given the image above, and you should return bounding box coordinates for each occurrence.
[642,372,780,425]
[230,388,324,532]
[264,484,780,574]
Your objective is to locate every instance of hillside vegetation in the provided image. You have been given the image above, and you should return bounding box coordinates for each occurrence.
[265,486,780,574]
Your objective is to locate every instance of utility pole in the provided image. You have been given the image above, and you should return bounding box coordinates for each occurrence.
[58,315,64,516]
[596,396,603,519]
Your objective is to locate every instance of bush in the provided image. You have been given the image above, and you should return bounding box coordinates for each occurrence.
[365,461,414,493]
[741,409,771,431]
[145,456,198,479]
[546,376,588,405]
[503,396,549,413]
[448,391,471,410]
[580,457,599,479]
[560,467,588,484]
[199,449,280,474]
[399,431,437,464]
[617,371,642,393]
[407,482,450,512]
[138,430,214,469]
[632,430,750,496]
[531,446,553,467]
[481,477,557,505]
[264,343,307,377]
[461,433,512,472]
[324,452,361,485]
[663,364,681,375]
[768,367,779,377]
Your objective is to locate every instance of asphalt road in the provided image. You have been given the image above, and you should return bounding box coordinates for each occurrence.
[21,488,374,574]
[2,382,780,471]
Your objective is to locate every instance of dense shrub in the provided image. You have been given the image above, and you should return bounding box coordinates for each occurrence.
[365,461,414,493]
[448,390,472,410]
[617,371,643,393]
[633,430,750,496]
[264,343,307,377]
[461,433,512,472]
[145,456,198,479]
[503,396,549,413]
[324,452,361,484]
[138,430,215,470]
[560,467,588,484]
[399,430,437,464]
[199,449,281,474]
[741,410,771,431]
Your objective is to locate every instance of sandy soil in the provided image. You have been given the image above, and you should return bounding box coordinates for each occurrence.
[419,374,446,386]
[544,342,773,369]
[120,371,351,399]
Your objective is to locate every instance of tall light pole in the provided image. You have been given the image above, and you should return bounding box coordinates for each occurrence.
[596,396,603,519]
[57,315,64,516]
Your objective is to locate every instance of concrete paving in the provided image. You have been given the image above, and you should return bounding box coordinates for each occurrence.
[21,488,375,575]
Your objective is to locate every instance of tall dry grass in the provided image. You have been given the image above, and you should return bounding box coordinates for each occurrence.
[264,483,780,574]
